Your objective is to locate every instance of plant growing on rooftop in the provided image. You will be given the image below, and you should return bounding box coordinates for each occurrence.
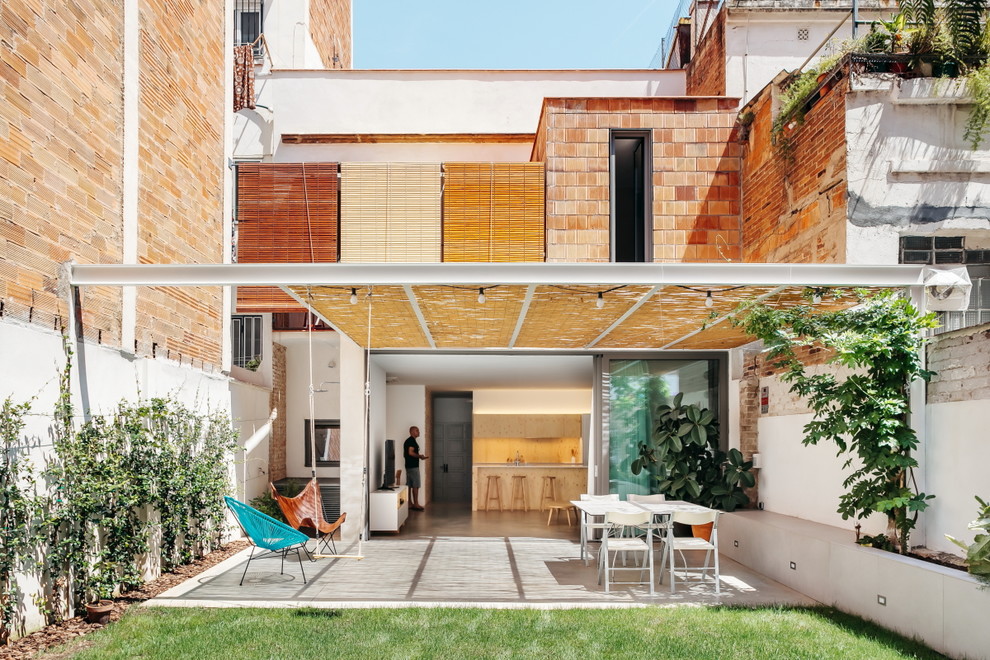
[730,290,938,554]
[630,393,754,511]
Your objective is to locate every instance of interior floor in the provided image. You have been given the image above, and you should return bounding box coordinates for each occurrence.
[376,501,581,540]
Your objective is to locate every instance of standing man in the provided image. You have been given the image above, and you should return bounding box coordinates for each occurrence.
[404,426,428,511]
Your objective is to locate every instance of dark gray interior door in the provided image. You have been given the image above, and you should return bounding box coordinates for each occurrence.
[432,421,471,502]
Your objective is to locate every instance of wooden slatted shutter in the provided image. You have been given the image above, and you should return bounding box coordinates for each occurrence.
[235,163,339,312]
[339,162,442,262]
[442,162,545,262]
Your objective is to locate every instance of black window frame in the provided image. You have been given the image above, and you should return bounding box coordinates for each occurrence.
[304,419,341,468]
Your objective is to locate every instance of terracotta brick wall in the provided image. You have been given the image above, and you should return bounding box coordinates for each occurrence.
[685,10,726,97]
[1,1,124,344]
[310,0,351,69]
[135,0,225,368]
[540,97,742,263]
[269,342,287,481]
[741,73,848,263]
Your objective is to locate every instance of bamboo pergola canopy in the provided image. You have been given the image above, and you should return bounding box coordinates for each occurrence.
[285,283,867,351]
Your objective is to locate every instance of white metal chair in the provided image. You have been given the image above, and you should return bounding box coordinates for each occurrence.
[660,510,720,595]
[626,493,666,503]
[626,493,671,546]
[597,511,654,594]
[579,494,620,565]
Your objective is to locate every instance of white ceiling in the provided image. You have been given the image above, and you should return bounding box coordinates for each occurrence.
[371,353,595,389]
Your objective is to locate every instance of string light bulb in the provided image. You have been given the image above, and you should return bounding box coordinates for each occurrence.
[477,288,486,304]
[349,288,358,305]
[705,291,714,308]
[596,292,605,309]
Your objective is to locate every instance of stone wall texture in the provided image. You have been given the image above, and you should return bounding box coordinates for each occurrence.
[539,97,742,263]
[1,0,124,344]
[269,342,288,481]
[927,324,990,404]
[686,10,727,97]
[741,73,848,263]
[311,0,352,69]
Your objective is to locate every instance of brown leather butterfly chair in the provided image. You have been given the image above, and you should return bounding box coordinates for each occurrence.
[270,480,346,556]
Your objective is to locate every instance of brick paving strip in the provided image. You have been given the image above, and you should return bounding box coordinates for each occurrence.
[0,540,249,660]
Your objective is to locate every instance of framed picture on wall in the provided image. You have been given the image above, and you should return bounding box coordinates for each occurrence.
[304,419,340,468]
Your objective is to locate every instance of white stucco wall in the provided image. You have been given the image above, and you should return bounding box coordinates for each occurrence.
[845,77,990,264]
[472,389,592,414]
[259,0,325,69]
[925,398,990,555]
[233,69,686,161]
[337,333,366,543]
[385,384,427,494]
[723,9,892,105]
[273,331,342,479]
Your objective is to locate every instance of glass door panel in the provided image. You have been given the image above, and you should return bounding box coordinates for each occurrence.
[607,359,717,497]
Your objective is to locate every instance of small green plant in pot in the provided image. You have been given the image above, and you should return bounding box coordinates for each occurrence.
[630,393,754,513]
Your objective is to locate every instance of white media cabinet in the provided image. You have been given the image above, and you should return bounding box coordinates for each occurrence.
[369,485,409,532]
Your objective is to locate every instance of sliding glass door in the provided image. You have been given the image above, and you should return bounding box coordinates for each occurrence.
[605,357,721,497]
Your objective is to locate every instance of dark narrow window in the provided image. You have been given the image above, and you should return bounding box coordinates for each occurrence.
[231,314,263,369]
[610,131,652,262]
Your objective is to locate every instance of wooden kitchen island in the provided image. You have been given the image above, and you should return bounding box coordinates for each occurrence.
[472,464,588,511]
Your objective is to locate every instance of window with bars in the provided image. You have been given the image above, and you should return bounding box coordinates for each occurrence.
[235,0,263,55]
[232,314,264,369]
[899,236,990,334]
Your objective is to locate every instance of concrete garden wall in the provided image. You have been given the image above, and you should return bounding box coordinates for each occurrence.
[722,510,990,660]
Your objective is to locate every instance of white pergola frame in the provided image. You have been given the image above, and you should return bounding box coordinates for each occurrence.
[68,262,930,288]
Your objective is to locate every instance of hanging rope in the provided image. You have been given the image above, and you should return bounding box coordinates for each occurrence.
[306,287,321,535]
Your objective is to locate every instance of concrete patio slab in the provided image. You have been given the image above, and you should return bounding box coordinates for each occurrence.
[149,534,818,610]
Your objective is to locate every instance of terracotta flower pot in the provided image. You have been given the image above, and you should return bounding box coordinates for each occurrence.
[692,522,714,542]
[85,599,113,625]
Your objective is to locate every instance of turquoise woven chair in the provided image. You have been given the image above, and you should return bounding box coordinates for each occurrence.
[225,496,311,585]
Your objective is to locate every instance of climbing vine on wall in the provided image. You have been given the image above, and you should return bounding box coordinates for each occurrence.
[4,341,239,633]
[0,397,36,641]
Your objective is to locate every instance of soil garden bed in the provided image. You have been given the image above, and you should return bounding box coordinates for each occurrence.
[0,540,249,660]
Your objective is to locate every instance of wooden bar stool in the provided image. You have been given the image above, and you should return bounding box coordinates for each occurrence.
[539,475,558,512]
[509,474,529,511]
[547,502,576,526]
[483,474,504,512]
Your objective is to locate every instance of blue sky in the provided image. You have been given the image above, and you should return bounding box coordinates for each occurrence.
[353,0,682,69]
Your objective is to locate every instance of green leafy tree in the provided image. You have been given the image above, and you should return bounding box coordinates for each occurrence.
[732,290,938,553]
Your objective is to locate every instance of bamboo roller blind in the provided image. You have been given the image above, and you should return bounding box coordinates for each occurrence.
[339,163,442,262]
[442,163,545,262]
[235,163,340,312]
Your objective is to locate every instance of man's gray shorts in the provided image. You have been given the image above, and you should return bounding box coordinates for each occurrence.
[407,467,421,488]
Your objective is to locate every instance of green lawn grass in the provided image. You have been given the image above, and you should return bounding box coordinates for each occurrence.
[51,605,946,660]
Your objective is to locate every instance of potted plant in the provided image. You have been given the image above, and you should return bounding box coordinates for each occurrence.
[82,571,116,624]
[630,393,755,538]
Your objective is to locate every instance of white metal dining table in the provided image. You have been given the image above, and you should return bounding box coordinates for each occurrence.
[569,499,715,569]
